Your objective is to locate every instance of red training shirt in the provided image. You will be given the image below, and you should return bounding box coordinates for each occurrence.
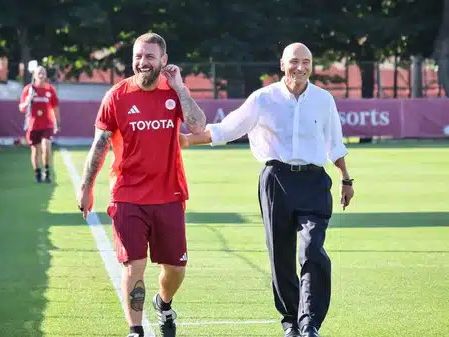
[95,75,188,205]
[19,83,59,130]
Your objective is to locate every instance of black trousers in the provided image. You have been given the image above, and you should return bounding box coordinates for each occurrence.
[258,163,333,331]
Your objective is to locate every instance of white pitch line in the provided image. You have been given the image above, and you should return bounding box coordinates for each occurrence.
[61,148,279,330]
[172,319,277,326]
[60,148,154,337]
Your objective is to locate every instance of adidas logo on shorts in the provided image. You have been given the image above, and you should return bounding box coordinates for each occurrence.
[179,252,188,262]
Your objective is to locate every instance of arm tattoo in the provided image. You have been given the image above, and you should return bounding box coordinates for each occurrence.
[177,87,206,134]
[80,129,112,189]
[129,280,145,312]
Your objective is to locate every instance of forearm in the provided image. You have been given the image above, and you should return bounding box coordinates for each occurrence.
[19,102,27,111]
[176,86,206,134]
[80,130,111,189]
[19,101,31,112]
[53,107,61,127]
[334,156,351,180]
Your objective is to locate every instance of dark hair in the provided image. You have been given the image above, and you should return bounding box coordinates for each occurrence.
[134,32,167,55]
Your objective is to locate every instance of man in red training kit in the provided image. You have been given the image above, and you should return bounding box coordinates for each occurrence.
[19,66,60,183]
[77,32,206,337]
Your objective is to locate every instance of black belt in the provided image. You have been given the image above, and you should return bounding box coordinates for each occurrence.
[265,160,323,172]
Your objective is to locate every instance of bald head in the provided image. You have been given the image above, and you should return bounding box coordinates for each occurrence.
[280,43,313,88]
[281,43,312,61]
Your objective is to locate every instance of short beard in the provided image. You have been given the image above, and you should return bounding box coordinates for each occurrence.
[136,64,162,88]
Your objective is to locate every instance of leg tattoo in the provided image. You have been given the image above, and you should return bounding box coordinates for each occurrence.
[130,280,145,312]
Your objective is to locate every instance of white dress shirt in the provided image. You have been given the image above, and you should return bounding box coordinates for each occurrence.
[206,78,348,166]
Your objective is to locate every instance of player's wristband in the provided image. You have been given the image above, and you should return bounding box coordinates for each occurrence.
[342,178,354,186]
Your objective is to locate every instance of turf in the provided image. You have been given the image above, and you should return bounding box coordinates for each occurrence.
[0,141,448,337]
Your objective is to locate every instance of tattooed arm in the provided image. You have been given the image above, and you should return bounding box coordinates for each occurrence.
[162,64,206,134]
[176,86,207,134]
[77,128,112,218]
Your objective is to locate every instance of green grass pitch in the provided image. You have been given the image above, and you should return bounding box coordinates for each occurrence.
[0,140,448,337]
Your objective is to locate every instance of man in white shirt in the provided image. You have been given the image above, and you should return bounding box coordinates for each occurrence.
[185,43,354,337]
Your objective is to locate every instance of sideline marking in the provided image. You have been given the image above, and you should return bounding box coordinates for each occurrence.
[61,148,279,330]
[173,319,277,326]
[60,148,154,337]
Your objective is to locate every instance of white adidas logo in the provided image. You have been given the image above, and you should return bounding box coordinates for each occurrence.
[128,105,140,114]
[179,252,188,262]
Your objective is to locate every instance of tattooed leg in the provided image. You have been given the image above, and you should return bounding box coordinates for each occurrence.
[130,280,146,311]
[122,258,147,326]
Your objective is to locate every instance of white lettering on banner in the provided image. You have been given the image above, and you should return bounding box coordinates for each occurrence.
[129,119,175,131]
[213,108,226,123]
[339,110,390,127]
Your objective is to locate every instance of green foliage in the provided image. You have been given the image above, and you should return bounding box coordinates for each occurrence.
[0,0,444,89]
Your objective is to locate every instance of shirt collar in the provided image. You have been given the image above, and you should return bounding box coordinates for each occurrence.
[279,77,311,100]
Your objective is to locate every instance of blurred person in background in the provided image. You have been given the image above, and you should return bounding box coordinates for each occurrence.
[19,65,60,183]
[77,32,206,337]
[184,42,354,337]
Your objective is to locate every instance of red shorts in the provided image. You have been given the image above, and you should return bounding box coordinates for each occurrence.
[27,128,54,146]
[107,201,187,266]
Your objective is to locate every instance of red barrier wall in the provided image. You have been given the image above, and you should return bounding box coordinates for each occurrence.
[1,98,449,139]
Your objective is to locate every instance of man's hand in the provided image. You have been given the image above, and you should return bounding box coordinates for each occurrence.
[162,64,184,92]
[77,185,94,219]
[340,185,354,210]
[179,133,190,148]
[164,66,206,134]
[19,91,35,111]
[186,130,212,145]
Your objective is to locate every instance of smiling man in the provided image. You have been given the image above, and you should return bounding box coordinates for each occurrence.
[185,42,354,337]
[77,32,206,337]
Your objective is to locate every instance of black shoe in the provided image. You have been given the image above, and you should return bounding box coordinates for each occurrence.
[284,327,300,337]
[44,170,51,183]
[300,325,320,337]
[153,294,177,337]
[35,169,42,183]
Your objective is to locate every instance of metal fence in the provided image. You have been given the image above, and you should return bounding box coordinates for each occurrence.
[177,59,445,99]
[2,58,446,99]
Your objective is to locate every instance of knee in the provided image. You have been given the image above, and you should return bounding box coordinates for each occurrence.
[42,139,51,150]
[123,258,147,276]
[161,264,186,278]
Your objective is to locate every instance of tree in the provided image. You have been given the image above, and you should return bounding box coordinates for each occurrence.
[434,0,449,96]
[0,0,113,82]
[0,0,444,98]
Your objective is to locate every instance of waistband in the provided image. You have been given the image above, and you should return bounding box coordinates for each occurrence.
[265,160,323,172]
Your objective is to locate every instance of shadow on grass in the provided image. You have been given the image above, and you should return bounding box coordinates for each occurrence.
[0,148,55,337]
[346,138,449,149]
[184,211,449,228]
[182,139,449,151]
[44,209,449,228]
[330,212,449,227]
[187,212,247,224]
[204,225,270,278]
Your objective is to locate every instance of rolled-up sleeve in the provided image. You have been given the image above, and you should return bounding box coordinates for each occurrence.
[326,95,348,162]
[206,92,259,146]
